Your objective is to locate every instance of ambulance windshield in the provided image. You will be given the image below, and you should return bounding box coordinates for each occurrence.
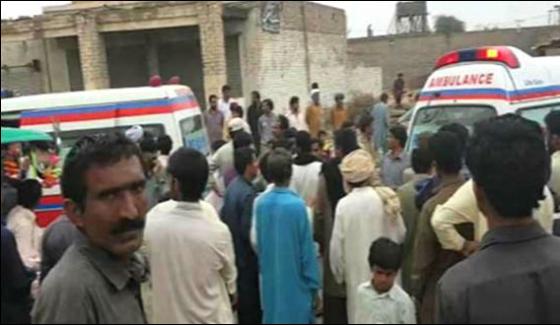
[407,105,496,152]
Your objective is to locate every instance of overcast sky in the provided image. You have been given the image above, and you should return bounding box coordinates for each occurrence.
[1,1,559,37]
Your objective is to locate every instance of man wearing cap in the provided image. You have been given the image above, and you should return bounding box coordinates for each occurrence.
[210,118,252,190]
[330,149,406,323]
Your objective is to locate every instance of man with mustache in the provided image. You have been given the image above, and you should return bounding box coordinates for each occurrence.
[33,133,149,324]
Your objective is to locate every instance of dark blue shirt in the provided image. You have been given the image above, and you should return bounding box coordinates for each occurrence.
[221,176,258,273]
[1,225,34,324]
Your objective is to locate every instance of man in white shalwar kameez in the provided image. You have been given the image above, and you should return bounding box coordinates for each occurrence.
[330,150,406,324]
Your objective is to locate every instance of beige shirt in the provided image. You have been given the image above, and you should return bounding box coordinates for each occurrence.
[144,201,237,324]
[432,180,555,251]
[7,205,43,271]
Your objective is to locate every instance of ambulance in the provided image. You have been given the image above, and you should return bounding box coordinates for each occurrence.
[1,85,210,226]
[407,46,560,151]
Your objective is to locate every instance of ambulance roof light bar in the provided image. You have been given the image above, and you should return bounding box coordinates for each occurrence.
[435,46,520,69]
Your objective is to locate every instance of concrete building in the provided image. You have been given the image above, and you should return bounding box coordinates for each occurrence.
[1,1,382,111]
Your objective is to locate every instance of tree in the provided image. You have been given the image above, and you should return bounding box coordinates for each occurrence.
[434,15,466,34]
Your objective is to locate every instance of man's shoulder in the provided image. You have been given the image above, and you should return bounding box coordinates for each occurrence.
[338,188,380,209]
[423,190,452,215]
[41,245,96,294]
[43,216,75,238]
[397,181,415,196]
[441,235,560,294]
[391,284,414,304]
[438,259,473,297]
[260,189,305,208]
[357,281,373,293]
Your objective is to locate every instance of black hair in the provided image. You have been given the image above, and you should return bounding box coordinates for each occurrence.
[271,139,294,153]
[311,138,321,147]
[284,128,298,140]
[233,131,254,149]
[429,131,463,174]
[278,115,290,131]
[440,123,469,155]
[398,73,404,78]
[411,147,433,174]
[222,85,231,92]
[389,125,408,148]
[545,110,560,136]
[259,152,272,183]
[290,96,299,106]
[368,237,402,271]
[341,121,355,129]
[234,147,256,176]
[17,179,42,210]
[209,94,218,102]
[230,103,244,119]
[296,131,313,153]
[334,128,359,156]
[168,148,209,202]
[212,140,227,153]
[380,93,389,103]
[466,114,550,219]
[61,133,144,210]
[357,114,373,132]
[139,133,158,153]
[335,93,345,101]
[311,82,319,89]
[251,91,261,100]
[158,135,173,155]
[262,99,274,111]
[267,148,293,185]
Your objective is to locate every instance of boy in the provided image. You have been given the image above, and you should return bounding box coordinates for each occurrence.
[355,238,416,324]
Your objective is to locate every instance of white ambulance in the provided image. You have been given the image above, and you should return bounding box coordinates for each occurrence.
[407,46,560,150]
[1,85,209,226]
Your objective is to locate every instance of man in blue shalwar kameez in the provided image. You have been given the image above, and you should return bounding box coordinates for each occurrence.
[253,148,321,324]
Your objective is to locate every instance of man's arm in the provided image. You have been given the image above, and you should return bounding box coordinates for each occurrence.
[298,205,320,293]
[401,295,417,324]
[8,211,39,270]
[431,182,480,253]
[431,204,479,255]
[2,228,34,301]
[329,204,345,284]
[313,175,328,251]
[218,226,238,297]
[411,204,438,299]
[241,193,257,244]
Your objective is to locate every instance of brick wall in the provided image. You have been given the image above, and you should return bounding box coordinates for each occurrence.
[76,14,110,90]
[197,1,228,104]
[239,1,349,117]
[348,26,560,90]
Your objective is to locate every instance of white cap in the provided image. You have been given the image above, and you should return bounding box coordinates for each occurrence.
[125,125,144,143]
[228,118,246,132]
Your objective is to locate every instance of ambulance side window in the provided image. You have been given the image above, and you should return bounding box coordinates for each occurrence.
[56,124,164,161]
[518,104,560,126]
[180,115,209,155]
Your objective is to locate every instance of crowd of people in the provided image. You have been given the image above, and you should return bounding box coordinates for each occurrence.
[1,79,559,325]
